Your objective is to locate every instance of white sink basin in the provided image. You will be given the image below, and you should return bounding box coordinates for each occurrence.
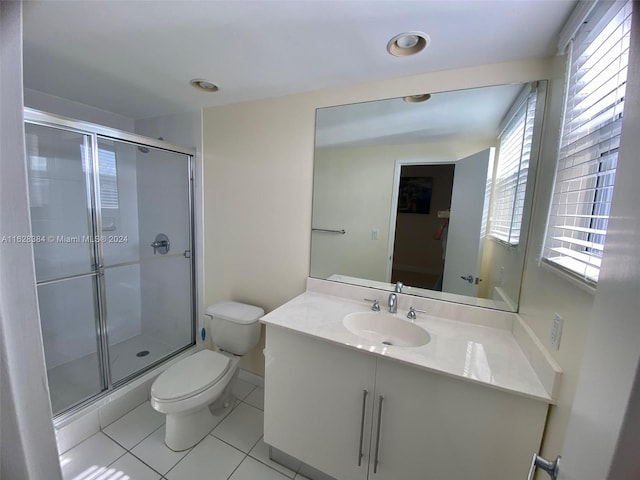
[343,312,431,347]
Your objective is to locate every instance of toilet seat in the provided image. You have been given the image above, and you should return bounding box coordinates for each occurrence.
[152,350,230,402]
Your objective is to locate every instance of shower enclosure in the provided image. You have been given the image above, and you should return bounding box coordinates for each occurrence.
[24,109,196,417]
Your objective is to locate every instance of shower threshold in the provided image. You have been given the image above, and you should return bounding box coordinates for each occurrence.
[47,334,180,415]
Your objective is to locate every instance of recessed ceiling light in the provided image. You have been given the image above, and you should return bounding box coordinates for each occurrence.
[190,79,220,92]
[387,32,430,57]
[403,93,432,103]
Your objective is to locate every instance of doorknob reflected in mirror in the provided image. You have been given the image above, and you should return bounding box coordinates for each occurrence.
[527,453,560,480]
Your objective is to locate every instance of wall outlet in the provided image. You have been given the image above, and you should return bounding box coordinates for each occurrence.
[550,313,564,351]
[372,228,379,240]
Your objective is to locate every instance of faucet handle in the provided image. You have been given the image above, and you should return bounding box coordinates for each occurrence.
[407,306,427,321]
[364,298,381,311]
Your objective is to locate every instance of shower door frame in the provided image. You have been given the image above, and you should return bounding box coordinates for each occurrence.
[24,108,197,421]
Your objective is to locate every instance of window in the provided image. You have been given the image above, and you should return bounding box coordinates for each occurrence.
[80,143,120,210]
[489,88,537,245]
[542,0,633,285]
[98,147,119,210]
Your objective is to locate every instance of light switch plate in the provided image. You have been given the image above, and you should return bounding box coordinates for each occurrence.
[550,313,564,351]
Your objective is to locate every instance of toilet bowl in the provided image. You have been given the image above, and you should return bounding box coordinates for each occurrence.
[150,301,263,451]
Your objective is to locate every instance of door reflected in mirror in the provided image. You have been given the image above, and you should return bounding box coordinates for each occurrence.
[310,81,547,312]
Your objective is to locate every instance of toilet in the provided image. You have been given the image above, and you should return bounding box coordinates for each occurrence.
[150,301,264,451]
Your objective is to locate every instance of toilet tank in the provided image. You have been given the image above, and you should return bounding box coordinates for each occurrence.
[205,301,264,355]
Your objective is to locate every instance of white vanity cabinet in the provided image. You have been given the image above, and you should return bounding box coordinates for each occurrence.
[264,326,376,480]
[371,357,548,479]
[264,326,549,480]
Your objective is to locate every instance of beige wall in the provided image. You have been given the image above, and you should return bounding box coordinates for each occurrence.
[311,141,491,283]
[202,57,588,457]
[517,55,594,459]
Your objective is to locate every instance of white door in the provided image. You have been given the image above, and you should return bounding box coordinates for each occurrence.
[442,148,494,296]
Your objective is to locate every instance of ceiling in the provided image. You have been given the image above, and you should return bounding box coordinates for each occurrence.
[315,83,524,148]
[22,1,576,120]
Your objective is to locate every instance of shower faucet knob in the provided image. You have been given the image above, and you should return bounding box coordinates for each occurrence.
[151,234,170,255]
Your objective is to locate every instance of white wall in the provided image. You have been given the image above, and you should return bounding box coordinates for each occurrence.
[517,55,596,459]
[25,88,135,132]
[202,58,554,377]
[0,3,62,478]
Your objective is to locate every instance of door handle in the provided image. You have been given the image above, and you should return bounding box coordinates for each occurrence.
[460,275,473,283]
[527,453,560,480]
[373,395,384,474]
[357,390,368,467]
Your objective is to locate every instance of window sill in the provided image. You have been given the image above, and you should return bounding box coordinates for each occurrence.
[539,258,597,296]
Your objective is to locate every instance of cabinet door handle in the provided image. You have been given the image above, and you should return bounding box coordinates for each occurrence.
[373,395,384,474]
[357,389,368,466]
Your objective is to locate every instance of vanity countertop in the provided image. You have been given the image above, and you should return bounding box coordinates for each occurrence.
[261,290,554,403]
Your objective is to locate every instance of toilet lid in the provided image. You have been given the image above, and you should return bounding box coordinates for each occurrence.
[152,350,230,402]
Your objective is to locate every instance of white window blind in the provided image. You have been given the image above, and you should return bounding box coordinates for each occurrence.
[98,147,119,210]
[543,0,632,285]
[489,90,537,245]
[79,144,119,209]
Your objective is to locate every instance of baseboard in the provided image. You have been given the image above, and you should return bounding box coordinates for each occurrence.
[238,369,264,388]
[268,444,336,480]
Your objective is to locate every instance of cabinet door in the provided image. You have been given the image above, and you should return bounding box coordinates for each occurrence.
[264,327,376,480]
[371,358,548,480]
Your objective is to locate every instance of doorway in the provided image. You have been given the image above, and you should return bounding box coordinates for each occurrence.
[390,164,455,289]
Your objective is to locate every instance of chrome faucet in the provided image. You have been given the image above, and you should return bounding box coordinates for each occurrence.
[388,293,397,313]
[395,281,403,293]
[365,298,381,311]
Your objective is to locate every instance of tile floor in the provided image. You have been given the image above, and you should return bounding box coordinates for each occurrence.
[59,378,310,480]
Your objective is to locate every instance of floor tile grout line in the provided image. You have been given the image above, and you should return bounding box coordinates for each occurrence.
[161,430,253,479]
[101,427,174,478]
[100,397,149,430]
[127,426,193,477]
[125,444,176,477]
[102,418,165,453]
[208,430,261,456]
[225,452,249,480]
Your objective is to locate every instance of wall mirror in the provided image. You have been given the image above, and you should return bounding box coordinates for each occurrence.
[310,81,547,312]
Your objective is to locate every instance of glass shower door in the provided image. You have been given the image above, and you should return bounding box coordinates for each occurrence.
[25,123,105,415]
[97,138,193,384]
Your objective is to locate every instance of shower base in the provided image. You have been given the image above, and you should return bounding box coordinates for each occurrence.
[47,334,175,415]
